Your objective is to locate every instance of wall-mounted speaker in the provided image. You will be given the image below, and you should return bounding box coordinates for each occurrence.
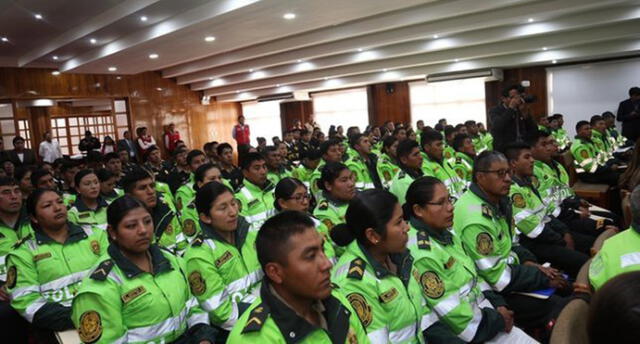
[385,83,395,94]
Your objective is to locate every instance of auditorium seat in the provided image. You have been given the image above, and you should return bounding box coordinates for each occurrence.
[561,151,612,209]
[591,228,618,257]
[550,298,590,344]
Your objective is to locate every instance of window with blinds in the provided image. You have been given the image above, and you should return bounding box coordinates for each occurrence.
[311,88,369,133]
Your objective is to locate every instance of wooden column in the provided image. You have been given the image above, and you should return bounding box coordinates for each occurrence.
[280,100,313,134]
[367,82,411,127]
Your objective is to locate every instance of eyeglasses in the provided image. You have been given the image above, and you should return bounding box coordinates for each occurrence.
[478,169,511,178]
[426,196,456,207]
[289,193,311,202]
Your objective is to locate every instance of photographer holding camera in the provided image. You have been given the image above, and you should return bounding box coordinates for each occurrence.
[489,85,538,153]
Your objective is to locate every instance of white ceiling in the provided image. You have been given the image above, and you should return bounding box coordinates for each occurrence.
[2,0,640,102]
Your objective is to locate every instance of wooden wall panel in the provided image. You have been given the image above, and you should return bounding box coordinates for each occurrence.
[367,82,411,127]
[485,66,548,125]
[280,100,313,133]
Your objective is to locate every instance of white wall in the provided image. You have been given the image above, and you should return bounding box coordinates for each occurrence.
[547,58,640,137]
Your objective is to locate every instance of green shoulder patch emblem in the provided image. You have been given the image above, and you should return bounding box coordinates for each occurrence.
[347,258,366,280]
[420,271,445,299]
[347,293,372,327]
[511,193,526,208]
[476,232,494,256]
[188,271,206,296]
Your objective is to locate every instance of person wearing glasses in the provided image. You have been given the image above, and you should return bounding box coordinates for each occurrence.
[454,151,570,338]
[404,176,537,343]
[274,177,336,264]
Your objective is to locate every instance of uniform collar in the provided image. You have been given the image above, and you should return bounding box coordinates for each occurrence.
[243,178,273,192]
[34,222,87,245]
[469,183,511,219]
[320,191,349,208]
[0,207,29,231]
[256,280,351,344]
[101,190,119,199]
[107,243,173,278]
[200,217,250,249]
[74,196,108,212]
[351,240,413,281]
[409,216,453,246]
[398,163,423,179]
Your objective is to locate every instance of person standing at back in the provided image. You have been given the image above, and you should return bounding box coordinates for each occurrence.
[617,86,640,143]
[488,85,537,153]
[232,116,251,152]
[8,136,37,167]
[163,123,180,155]
[38,131,62,164]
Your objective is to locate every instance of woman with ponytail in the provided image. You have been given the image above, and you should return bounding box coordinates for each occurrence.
[404,176,536,343]
[331,189,427,343]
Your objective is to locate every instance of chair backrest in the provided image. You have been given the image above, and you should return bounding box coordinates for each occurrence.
[549,298,590,344]
[591,228,618,256]
[621,190,632,229]
[560,150,577,186]
[576,259,591,286]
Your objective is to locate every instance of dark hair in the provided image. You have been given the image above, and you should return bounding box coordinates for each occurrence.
[472,151,507,183]
[576,120,590,132]
[503,142,531,162]
[452,133,469,151]
[444,125,456,137]
[14,166,33,183]
[301,149,321,161]
[12,136,24,145]
[319,162,349,192]
[216,143,233,156]
[31,169,52,187]
[172,147,187,157]
[524,129,550,147]
[464,120,476,126]
[434,123,443,132]
[256,210,316,270]
[121,166,152,193]
[501,84,520,98]
[195,181,233,215]
[26,188,62,218]
[0,176,16,187]
[193,163,221,191]
[590,115,604,126]
[420,129,443,148]
[396,139,419,160]
[103,152,120,163]
[203,142,213,152]
[107,195,148,230]
[240,152,265,170]
[629,87,640,97]
[602,111,615,120]
[274,178,306,211]
[588,271,640,344]
[402,176,443,219]
[187,149,205,165]
[349,133,365,148]
[74,169,97,189]
[382,136,397,154]
[331,189,398,247]
[319,139,341,156]
[392,127,406,137]
[96,168,116,182]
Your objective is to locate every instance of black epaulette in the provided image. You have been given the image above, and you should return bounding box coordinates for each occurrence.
[12,234,32,249]
[417,231,431,250]
[398,171,406,178]
[90,260,114,281]
[191,233,205,246]
[347,258,366,280]
[481,204,493,219]
[187,202,195,209]
[456,157,462,164]
[241,303,269,334]
[234,185,244,194]
[318,200,329,211]
[331,282,340,290]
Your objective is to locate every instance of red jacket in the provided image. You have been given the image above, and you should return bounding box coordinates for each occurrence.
[233,124,250,145]
[164,131,180,152]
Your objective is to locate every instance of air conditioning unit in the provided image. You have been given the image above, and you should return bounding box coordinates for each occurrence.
[257,93,294,102]
[426,68,503,83]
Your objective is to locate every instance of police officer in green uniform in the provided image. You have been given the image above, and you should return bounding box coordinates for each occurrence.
[184,182,262,338]
[228,211,369,343]
[291,149,321,190]
[180,163,226,242]
[331,189,427,343]
[143,145,173,184]
[96,169,124,204]
[376,136,401,189]
[71,196,216,343]
[454,151,569,331]
[309,139,344,198]
[6,189,108,333]
[313,162,356,257]
[591,115,615,161]
[465,121,488,154]
[234,152,276,228]
[478,122,494,151]
[602,111,627,148]
[390,140,424,204]
[264,146,292,186]
[345,134,382,191]
[450,134,475,185]
[404,177,540,343]
[60,160,79,207]
[274,178,336,264]
[550,114,571,151]
[442,126,457,163]
[122,167,187,255]
[505,143,590,277]
[571,121,620,186]
[68,170,109,231]
[175,149,207,212]
[420,130,465,200]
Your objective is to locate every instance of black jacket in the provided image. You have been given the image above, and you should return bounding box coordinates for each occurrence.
[488,104,537,153]
[7,149,37,167]
[617,98,640,142]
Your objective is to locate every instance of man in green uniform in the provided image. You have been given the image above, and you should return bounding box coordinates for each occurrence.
[264,146,291,186]
[292,149,321,189]
[390,140,424,204]
[454,151,569,330]
[602,111,627,148]
[550,114,571,151]
[442,125,457,162]
[420,130,465,200]
[345,133,382,191]
[309,139,343,197]
[174,149,207,211]
[235,152,276,227]
[228,211,369,343]
[450,134,475,185]
[571,120,620,186]
[122,167,187,255]
[477,122,494,151]
[465,120,488,154]
[590,115,615,161]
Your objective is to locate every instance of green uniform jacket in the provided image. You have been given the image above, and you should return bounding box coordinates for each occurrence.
[313,193,349,257]
[101,188,124,204]
[407,218,507,343]
[309,160,327,198]
[421,154,465,200]
[471,135,487,154]
[552,128,571,151]
[532,160,572,214]
[63,192,77,208]
[570,137,603,174]
[589,226,640,290]
[480,132,494,151]
[376,153,400,189]
[0,211,32,282]
[266,165,292,186]
[443,146,456,162]
[183,218,262,331]
[228,280,370,343]
[155,181,177,212]
[450,152,473,185]
[291,164,315,189]
[175,180,195,212]
[6,223,108,330]
[150,198,187,255]
[71,244,215,343]
[333,241,426,343]
[68,196,109,231]
[345,154,382,191]
[179,200,202,243]
[591,130,613,161]
[510,176,565,244]
[389,167,422,205]
[235,179,276,228]
[454,184,548,293]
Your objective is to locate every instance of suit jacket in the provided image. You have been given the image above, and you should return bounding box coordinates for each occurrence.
[489,104,537,153]
[117,139,137,157]
[7,149,37,167]
[617,98,640,142]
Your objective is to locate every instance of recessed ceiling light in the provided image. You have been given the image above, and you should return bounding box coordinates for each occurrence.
[116,76,122,80]
[140,16,148,22]
[51,71,60,76]
[108,66,117,72]
[249,68,254,72]
[52,55,58,60]
[552,60,558,64]
[283,13,296,20]
[208,77,214,80]
[357,48,363,52]
[204,36,216,42]
[276,84,281,87]
[148,53,158,59]
[90,38,97,44]
[433,34,439,39]
[34,14,43,20]
[454,58,459,62]
[236,90,240,93]
[382,68,388,72]
[528,18,534,23]
[542,47,548,51]
[1,37,7,42]
[297,59,302,63]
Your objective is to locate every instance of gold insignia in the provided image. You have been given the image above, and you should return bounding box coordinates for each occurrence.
[347,327,359,344]
[215,251,233,268]
[580,150,589,159]
[444,257,456,270]
[177,201,183,211]
[476,232,494,256]
[183,219,196,236]
[379,288,399,303]
[420,271,445,299]
[383,170,392,181]
[78,212,91,219]
[165,224,173,235]
[33,252,52,262]
[511,193,526,208]
[121,286,146,303]
[188,271,206,296]
[6,266,16,289]
[90,240,101,256]
[455,169,465,179]
[78,311,102,343]
[596,218,605,230]
[322,219,334,231]
[347,293,372,327]
[531,176,540,188]
[412,269,420,283]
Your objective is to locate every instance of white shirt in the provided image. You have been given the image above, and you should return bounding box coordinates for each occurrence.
[39,140,62,163]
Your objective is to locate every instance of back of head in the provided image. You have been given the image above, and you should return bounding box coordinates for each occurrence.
[629,87,640,97]
[302,149,321,161]
[121,166,152,193]
[256,210,315,270]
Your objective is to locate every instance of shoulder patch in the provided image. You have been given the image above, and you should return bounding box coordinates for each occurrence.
[188,271,206,296]
[481,204,493,219]
[191,234,204,246]
[347,293,372,327]
[183,219,196,237]
[242,303,269,333]
[78,310,102,343]
[347,258,366,280]
[420,271,445,299]
[12,235,30,249]
[416,231,431,250]
[476,232,494,256]
[90,260,114,281]
[318,200,329,211]
[511,193,526,208]
[580,150,589,159]
[322,218,334,231]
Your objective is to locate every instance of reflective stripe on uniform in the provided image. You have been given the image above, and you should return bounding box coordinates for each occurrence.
[458,309,483,342]
[355,182,375,189]
[10,285,40,299]
[227,270,262,295]
[40,269,92,292]
[201,289,229,312]
[432,281,474,316]
[524,222,545,239]
[127,307,188,342]
[620,252,640,268]
[389,322,417,343]
[244,211,270,224]
[367,327,389,343]
[475,256,502,271]
[220,301,239,330]
[23,297,47,322]
[493,266,512,291]
[513,205,545,223]
[240,188,254,203]
[419,312,439,331]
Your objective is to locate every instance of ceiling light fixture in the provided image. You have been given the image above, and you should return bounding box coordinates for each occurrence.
[433,34,439,39]
[528,18,534,23]
[249,68,254,72]
[382,69,388,72]
[204,36,216,42]
[90,38,97,44]
[1,37,7,42]
[283,13,296,20]
[357,48,363,52]
[148,53,159,59]
[108,66,117,72]
[324,77,329,80]
[156,87,162,91]
[297,59,302,63]
[276,84,281,87]
[52,55,58,60]
[552,60,558,64]
[208,77,214,80]
[454,58,460,62]
[140,16,148,22]
[116,76,122,80]
[34,14,43,20]
[51,71,60,76]
[542,47,548,51]
[236,90,240,93]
